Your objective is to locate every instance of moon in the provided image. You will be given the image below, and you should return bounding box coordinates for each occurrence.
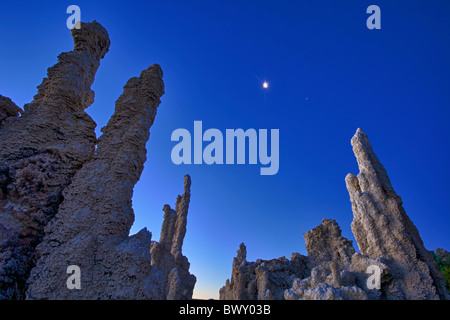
[262,81,269,89]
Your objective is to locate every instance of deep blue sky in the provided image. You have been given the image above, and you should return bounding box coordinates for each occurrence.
[1,1,449,299]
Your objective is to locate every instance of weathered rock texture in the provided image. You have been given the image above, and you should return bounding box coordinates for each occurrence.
[0,95,22,123]
[25,62,166,299]
[345,128,449,300]
[0,21,109,299]
[220,129,449,300]
[150,175,197,300]
[304,218,355,268]
[0,21,195,300]
[219,243,311,300]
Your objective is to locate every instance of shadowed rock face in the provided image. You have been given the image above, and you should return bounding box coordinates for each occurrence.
[219,243,311,300]
[220,129,449,300]
[1,21,195,300]
[0,21,109,300]
[25,63,165,299]
[0,96,22,123]
[150,175,197,300]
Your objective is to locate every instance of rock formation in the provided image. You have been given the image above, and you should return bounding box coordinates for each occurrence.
[220,129,450,300]
[0,21,195,300]
[25,61,166,299]
[150,175,197,300]
[219,243,310,300]
[2,18,447,301]
[345,128,449,300]
[0,21,109,299]
[0,95,22,123]
[304,218,355,268]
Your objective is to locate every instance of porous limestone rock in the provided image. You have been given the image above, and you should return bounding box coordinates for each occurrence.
[150,175,197,300]
[0,21,109,300]
[221,128,449,300]
[282,218,373,300]
[0,95,22,123]
[25,63,166,299]
[304,218,355,268]
[345,128,449,300]
[1,21,196,300]
[219,243,310,300]
[220,219,382,301]
[284,261,368,300]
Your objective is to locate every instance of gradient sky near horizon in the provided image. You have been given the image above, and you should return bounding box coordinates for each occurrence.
[1,0,450,299]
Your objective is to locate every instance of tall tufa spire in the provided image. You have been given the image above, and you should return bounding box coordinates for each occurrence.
[346,128,449,300]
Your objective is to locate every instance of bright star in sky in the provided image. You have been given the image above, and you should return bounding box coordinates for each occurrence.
[262,81,269,89]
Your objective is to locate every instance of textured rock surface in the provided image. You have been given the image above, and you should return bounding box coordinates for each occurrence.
[221,129,450,300]
[346,128,449,300]
[0,21,109,299]
[219,243,310,300]
[282,219,371,300]
[1,21,196,300]
[0,95,22,123]
[25,63,165,299]
[284,261,368,300]
[304,219,355,268]
[150,175,197,300]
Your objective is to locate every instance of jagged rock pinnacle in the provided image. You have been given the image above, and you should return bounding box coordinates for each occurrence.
[220,128,449,300]
[26,58,166,299]
[150,174,196,300]
[0,21,110,300]
[346,128,449,300]
[304,218,355,267]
